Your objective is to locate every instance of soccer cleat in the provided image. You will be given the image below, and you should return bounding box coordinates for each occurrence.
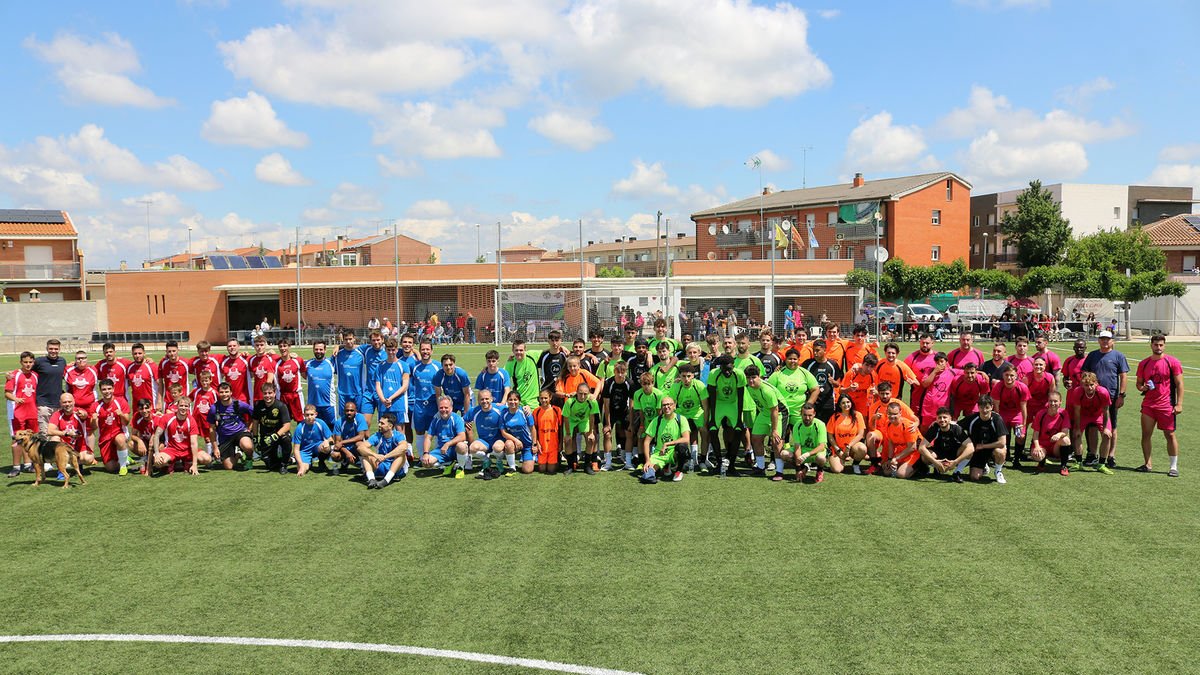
[367,479,379,489]
[953,472,964,483]
[585,465,597,476]
[454,467,465,479]
[865,464,878,476]
[563,466,575,476]
[1068,460,1082,472]
[726,465,741,477]
[119,464,129,476]
[1134,465,1151,473]
[442,465,454,477]
[1083,455,1099,468]
[1096,464,1114,476]
[1060,466,1070,477]
[750,467,766,478]
[770,473,784,482]
[1106,456,1117,470]
[852,465,862,475]
[7,468,21,478]
[994,469,1007,485]
[1168,468,1179,478]
[815,470,825,484]
[278,464,288,475]
[672,471,683,482]
[600,464,611,472]
[56,471,65,481]
[329,466,340,477]
[1011,457,1022,469]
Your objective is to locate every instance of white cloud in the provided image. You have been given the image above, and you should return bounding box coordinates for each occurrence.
[0,165,103,208]
[817,9,841,19]
[24,32,174,108]
[201,92,309,148]
[937,85,1132,143]
[218,24,471,111]
[1055,76,1114,109]
[1146,164,1200,194]
[301,207,339,223]
[843,112,932,173]
[31,124,220,191]
[611,159,724,215]
[406,199,454,218]
[372,101,503,159]
[1159,144,1200,163]
[964,130,1088,184]
[376,154,422,177]
[528,111,613,151]
[329,182,382,212]
[751,149,790,171]
[119,191,189,219]
[255,153,310,186]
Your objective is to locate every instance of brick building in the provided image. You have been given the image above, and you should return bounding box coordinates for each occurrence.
[692,171,971,270]
[0,209,85,302]
[1143,214,1200,274]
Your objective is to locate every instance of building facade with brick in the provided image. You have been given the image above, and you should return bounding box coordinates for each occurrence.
[0,209,85,302]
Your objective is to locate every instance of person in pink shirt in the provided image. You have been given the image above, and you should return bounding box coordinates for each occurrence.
[1006,336,1035,384]
[1032,335,1062,384]
[1068,372,1113,474]
[917,352,956,430]
[990,368,1030,466]
[1062,339,1087,390]
[903,333,938,410]
[1030,390,1072,475]
[1135,334,1184,477]
[950,361,991,418]
[946,330,985,370]
[1025,356,1057,423]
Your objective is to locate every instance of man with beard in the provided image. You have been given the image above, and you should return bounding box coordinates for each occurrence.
[946,330,985,370]
[904,333,938,410]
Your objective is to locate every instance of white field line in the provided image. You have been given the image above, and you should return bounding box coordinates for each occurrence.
[0,634,643,675]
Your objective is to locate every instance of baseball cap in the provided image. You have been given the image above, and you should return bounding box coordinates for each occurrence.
[1098,330,1113,339]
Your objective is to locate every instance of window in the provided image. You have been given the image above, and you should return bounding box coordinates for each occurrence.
[931,209,941,225]
[845,246,854,260]
[972,243,979,255]
[827,247,839,259]
[340,253,358,266]
[988,214,996,227]
[1133,207,1140,221]
[805,213,815,228]
[827,211,837,225]
[1113,206,1121,219]
[738,219,752,233]
[1184,255,1197,272]
[973,215,980,227]
[946,179,953,201]
[737,250,753,260]
[931,245,941,261]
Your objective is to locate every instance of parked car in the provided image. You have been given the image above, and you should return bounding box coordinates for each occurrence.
[902,303,944,322]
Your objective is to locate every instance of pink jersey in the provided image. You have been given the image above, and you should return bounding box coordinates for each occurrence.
[946,347,985,369]
[275,355,304,395]
[94,397,130,442]
[189,354,221,385]
[5,370,39,421]
[190,386,217,439]
[1137,355,1182,413]
[950,371,990,417]
[49,409,88,453]
[126,360,159,408]
[904,350,939,408]
[1032,407,1071,449]
[1007,355,1035,384]
[1033,349,1062,375]
[1063,355,1086,389]
[220,354,251,403]
[159,357,190,402]
[918,368,956,427]
[160,414,198,455]
[1025,371,1057,419]
[990,380,1031,426]
[1068,386,1111,425]
[65,365,99,410]
[96,358,130,398]
[248,353,277,402]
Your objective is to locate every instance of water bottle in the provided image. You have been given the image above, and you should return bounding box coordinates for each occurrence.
[1144,379,1155,395]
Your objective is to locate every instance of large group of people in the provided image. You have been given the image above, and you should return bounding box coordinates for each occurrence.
[4,319,1184,488]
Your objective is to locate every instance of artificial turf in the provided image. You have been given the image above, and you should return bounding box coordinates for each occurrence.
[1,340,1197,673]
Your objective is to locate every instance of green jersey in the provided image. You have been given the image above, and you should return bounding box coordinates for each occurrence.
[653,364,679,391]
[733,353,764,375]
[562,397,600,433]
[645,412,686,456]
[746,381,781,417]
[633,387,665,423]
[768,367,819,417]
[505,354,540,407]
[649,337,681,355]
[667,379,708,421]
[790,418,828,453]
[706,368,746,408]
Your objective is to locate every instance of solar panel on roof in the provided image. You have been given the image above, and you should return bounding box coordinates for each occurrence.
[209,256,230,270]
[0,209,64,224]
[245,256,266,269]
[1184,215,1200,233]
[264,256,283,268]
[228,256,249,269]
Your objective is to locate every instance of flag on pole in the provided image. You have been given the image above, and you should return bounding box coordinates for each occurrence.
[807,222,819,248]
[775,223,788,249]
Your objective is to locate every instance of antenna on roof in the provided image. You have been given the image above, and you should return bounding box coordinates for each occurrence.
[799,145,814,188]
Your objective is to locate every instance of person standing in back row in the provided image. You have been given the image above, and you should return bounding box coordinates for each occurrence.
[1135,334,1183,477]
[33,338,67,434]
[1082,330,1128,469]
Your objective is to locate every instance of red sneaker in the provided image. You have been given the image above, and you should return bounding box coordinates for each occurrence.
[815,470,825,483]
[865,464,878,476]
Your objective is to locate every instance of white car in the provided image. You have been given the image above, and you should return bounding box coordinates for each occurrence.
[901,303,944,322]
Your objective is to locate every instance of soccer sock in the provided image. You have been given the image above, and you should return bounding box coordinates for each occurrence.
[755,455,765,470]
[624,451,633,466]
[384,468,395,483]
[457,453,468,471]
[1170,455,1179,470]
[603,451,612,468]
[365,466,377,481]
[774,457,784,474]
[956,459,968,473]
[566,453,577,469]
[505,452,516,470]
[117,449,129,467]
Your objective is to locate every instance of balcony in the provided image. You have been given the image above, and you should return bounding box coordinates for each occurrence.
[836,223,885,240]
[0,262,81,281]
[715,228,768,249]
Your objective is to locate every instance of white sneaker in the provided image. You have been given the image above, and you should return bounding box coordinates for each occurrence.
[995,470,1007,485]
[852,465,862,475]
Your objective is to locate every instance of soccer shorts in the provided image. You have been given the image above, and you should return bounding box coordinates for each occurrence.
[968,445,994,470]
[1142,407,1175,432]
[751,412,780,437]
[314,406,336,429]
[1036,433,1067,456]
[427,448,455,465]
[710,404,740,429]
[358,395,378,415]
[1108,399,1120,427]
[565,423,591,438]
[97,436,122,463]
[1079,416,1111,433]
[280,392,303,422]
[648,448,676,469]
[11,417,37,434]
[297,445,327,464]
[163,447,192,462]
[376,457,396,474]
[412,401,436,434]
[218,432,253,460]
[537,442,558,465]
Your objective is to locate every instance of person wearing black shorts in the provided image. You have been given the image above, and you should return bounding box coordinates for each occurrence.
[601,360,634,470]
[960,394,1008,484]
[251,382,292,473]
[919,407,973,482]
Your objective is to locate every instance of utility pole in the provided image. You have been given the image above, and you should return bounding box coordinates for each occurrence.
[138,199,153,266]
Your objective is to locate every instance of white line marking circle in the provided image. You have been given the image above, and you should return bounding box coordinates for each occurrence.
[0,634,643,675]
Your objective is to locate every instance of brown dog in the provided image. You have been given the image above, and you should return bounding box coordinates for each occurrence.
[15,429,86,489]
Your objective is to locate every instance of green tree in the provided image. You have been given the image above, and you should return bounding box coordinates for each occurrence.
[474,255,487,264]
[1062,228,1186,303]
[845,259,968,316]
[597,265,634,278]
[1000,180,1072,268]
[427,252,438,264]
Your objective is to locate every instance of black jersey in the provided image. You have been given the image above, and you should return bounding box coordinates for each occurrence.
[537,350,568,392]
[923,422,969,458]
[961,412,1007,446]
[601,378,634,422]
[756,351,783,379]
[801,358,843,410]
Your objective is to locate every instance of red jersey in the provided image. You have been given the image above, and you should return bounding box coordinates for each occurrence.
[5,369,39,421]
[1137,355,1182,414]
[159,357,190,402]
[1007,355,1035,384]
[950,371,990,417]
[49,409,88,453]
[65,365,99,410]
[189,354,221,384]
[1062,355,1086,389]
[248,353,277,402]
[1068,386,1111,424]
[94,397,130,442]
[96,358,130,399]
[1025,372,1057,419]
[191,386,217,439]
[1032,407,1071,449]
[275,355,304,395]
[220,354,251,403]
[126,360,159,408]
[132,410,160,443]
[989,380,1031,425]
[160,414,198,455]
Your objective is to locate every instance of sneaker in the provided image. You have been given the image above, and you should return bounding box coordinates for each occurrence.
[1083,455,1099,468]
[1059,466,1070,477]
[703,458,716,472]
[56,471,65,481]
[865,464,878,476]
[852,465,862,475]
[454,467,465,479]
[815,470,825,484]
[7,468,20,478]
[750,467,766,478]
[119,464,129,476]
[953,471,964,483]
[1168,468,1179,478]
[1012,457,1022,469]
[584,465,597,476]
[367,479,379,489]
[1068,460,1082,471]
[442,465,454,477]
[726,465,741,477]
[1134,465,1151,473]
[1106,456,1117,470]
[329,466,340,477]
[770,473,784,482]
[1096,464,1114,476]
[376,478,390,489]
[994,469,1007,485]
[672,471,683,482]
[796,467,807,483]
[563,467,575,476]
[21,464,34,473]
[600,464,611,472]
[278,465,288,475]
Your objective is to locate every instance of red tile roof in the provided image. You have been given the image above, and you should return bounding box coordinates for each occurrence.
[1143,214,1200,247]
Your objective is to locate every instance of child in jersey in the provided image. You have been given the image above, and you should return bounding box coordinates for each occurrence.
[292,404,333,477]
[532,390,563,474]
[561,382,602,474]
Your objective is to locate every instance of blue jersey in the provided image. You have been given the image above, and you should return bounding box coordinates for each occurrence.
[467,405,504,445]
[333,348,365,401]
[336,412,368,440]
[291,418,332,453]
[376,359,410,411]
[410,361,440,406]
[475,368,512,406]
[432,366,472,412]
[428,412,465,449]
[500,407,534,447]
[367,430,404,455]
[357,344,389,391]
[400,353,418,372]
[304,357,335,408]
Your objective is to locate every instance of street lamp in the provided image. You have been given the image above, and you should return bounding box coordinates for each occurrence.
[873,210,882,339]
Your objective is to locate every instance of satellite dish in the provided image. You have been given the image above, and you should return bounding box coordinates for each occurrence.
[780,219,792,231]
[707,224,717,236]
[706,251,717,260]
[873,211,882,221]
[721,224,731,235]
[873,247,890,263]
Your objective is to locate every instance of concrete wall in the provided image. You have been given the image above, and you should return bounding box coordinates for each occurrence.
[0,300,100,338]
[1058,184,1129,236]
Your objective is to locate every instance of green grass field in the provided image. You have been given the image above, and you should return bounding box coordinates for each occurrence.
[2,340,1198,674]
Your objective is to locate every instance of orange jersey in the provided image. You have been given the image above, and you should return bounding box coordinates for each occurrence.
[867,398,916,433]
[881,417,920,464]
[874,359,919,401]
[533,405,563,453]
[843,340,879,370]
[840,368,876,414]
[824,338,847,369]
[828,410,866,451]
[556,370,600,398]
[777,342,813,364]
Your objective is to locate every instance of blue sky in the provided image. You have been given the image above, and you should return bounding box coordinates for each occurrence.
[1,0,1197,267]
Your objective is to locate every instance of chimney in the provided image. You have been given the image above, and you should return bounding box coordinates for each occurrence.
[629,237,637,241]
[660,235,667,240]
[762,187,772,196]
[853,172,865,188]
[677,233,686,238]
[587,240,594,245]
